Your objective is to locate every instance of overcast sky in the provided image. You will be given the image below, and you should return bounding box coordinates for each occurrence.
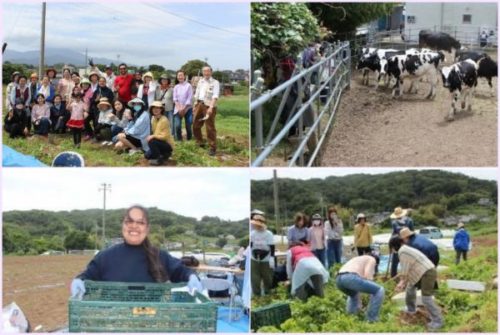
[251,168,498,182]
[2,168,250,221]
[2,2,249,70]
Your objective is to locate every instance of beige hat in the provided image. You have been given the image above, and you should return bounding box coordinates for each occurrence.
[390,207,408,220]
[88,71,100,81]
[458,222,465,228]
[97,97,112,109]
[251,214,266,228]
[142,71,154,81]
[356,213,366,223]
[149,101,164,111]
[399,227,415,239]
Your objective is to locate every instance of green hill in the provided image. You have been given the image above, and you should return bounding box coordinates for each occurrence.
[3,207,248,255]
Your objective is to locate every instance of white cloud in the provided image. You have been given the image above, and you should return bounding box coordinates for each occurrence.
[2,168,250,221]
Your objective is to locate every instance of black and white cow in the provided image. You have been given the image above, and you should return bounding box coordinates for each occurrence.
[440,59,478,121]
[419,30,461,54]
[386,50,444,98]
[455,50,497,96]
[357,48,401,88]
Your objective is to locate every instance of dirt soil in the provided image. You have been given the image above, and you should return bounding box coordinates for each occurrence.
[322,71,497,167]
[3,255,92,332]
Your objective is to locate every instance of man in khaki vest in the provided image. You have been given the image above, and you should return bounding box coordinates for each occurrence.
[193,66,220,156]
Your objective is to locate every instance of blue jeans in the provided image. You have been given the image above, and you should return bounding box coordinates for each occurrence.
[165,110,174,136]
[327,239,343,267]
[336,273,385,322]
[312,249,326,267]
[34,117,50,135]
[174,108,193,141]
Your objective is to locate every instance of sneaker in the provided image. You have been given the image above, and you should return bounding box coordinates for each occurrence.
[129,149,142,156]
[427,321,443,330]
[148,159,160,166]
[107,141,114,146]
[208,149,216,156]
[83,135,91,141]
[101,141,109,146]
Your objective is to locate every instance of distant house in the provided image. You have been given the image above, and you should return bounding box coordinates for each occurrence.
[165,241,183,250]
[478,198,493,206]
[222,244,238,252]
[403,3,497,45]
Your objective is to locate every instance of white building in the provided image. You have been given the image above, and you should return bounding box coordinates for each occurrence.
[404,3,497,46]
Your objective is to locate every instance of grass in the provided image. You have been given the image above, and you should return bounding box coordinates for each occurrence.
[2,86,249,167]
[253,227,497,333]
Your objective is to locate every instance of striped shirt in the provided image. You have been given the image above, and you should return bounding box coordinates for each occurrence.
[398,245,435,286]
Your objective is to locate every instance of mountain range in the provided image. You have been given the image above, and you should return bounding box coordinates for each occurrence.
[3,47,117,66]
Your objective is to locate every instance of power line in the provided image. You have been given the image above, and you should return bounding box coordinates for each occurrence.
[144,3,248,37]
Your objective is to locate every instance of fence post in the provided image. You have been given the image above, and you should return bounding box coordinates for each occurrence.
[346,42,351,90]
[251,70,265,151]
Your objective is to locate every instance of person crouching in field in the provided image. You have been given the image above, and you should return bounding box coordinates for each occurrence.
[453,222,470,264]
[66,91,88,148]
[109,100,132,145]
[389,237,443,330]
[145,101,175,165]
[70,205,203,298]
[336,253,384,322]
[115,98,150,155]
[308,213,326,267]
[286,244,329,301]
[50,94,68,134]
[31,93,51,137]
[353,213,372,255]
[95,97,114,144]
[4,98,29,138]
[193,66,220,156]
[250,214,275,296]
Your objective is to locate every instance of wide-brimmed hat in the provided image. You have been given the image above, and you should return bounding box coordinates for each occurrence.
[251,209,265,216]
[390,207,408,220]
[458,222,465,228]
[149,101,164,111]
[127,97,145,108]
[80,77,91,85]
[105,64,113,70]
[356,213,366,222]
[97,97,112,109]
[88,71,100,80]
[251,214,266,228]
[142,71,154,81]
[399,227,415,239]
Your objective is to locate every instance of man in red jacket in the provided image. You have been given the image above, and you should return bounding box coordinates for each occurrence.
[113,63,134,104]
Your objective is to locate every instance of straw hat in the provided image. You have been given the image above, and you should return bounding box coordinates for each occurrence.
[458,222,465,228]
[80,78,91,85]
[142,71,154,81]
[97,97,112,109]
[399,227,415,240]
[149,101,164,111]
[356,213,366,223]
[88,71,100,80]
[390,207,408,220]
[127,97,145,108]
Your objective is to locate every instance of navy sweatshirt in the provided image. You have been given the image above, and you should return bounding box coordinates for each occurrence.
[78,242,194,283]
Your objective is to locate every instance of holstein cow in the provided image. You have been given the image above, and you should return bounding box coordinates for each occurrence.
[440,59,478,121]
[419,30,461,54]
[455,50,497,96]
[357,48,402,88]
[387,50,444,99]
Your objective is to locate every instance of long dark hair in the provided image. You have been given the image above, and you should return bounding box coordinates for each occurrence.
[327,206,338,229]
[124,205,168,282]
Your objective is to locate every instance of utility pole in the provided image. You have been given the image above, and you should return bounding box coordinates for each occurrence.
[273,169,281,245]
[85,48,88,70]
[99,183,111,248]
[39,2,46,79]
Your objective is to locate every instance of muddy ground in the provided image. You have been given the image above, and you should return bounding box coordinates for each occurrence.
[322,68,497,167]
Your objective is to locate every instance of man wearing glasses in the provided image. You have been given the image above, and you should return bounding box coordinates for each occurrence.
[114,63,134,104]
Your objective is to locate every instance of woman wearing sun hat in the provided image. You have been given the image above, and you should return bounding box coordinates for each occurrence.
[115,97,151,155]
[353,213,372,255]
[94,97,114,143]
[250,214,275,296]
[137,72,157,110]
[145,101,175,165]
[389,206,414,277]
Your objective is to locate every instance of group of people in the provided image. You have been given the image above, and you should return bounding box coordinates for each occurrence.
[250,206,474,331]
[4,63,221,165]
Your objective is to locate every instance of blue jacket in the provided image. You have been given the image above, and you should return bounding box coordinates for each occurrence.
[453,229,470,252]
[408,234,440,266]
[392,217,414,235]
[126,111,151,151]
[78,242,194,283]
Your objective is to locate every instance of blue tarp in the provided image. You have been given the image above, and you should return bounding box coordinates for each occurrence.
[217,306,249,333]
[2,145,46,167]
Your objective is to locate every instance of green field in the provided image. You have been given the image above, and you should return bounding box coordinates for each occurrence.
[2,86,249,167]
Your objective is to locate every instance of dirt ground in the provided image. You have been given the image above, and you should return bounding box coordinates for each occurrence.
[322,68,497,167]
[3,255,92,332]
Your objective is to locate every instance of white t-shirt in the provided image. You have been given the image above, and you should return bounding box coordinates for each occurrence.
[250,229,274,262]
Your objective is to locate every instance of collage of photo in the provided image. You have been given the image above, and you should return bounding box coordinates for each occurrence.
[1,1,498,335]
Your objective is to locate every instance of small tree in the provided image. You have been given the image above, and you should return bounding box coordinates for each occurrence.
[180,59,208,78]
[64,230,92,250]
[216,236,228,249]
